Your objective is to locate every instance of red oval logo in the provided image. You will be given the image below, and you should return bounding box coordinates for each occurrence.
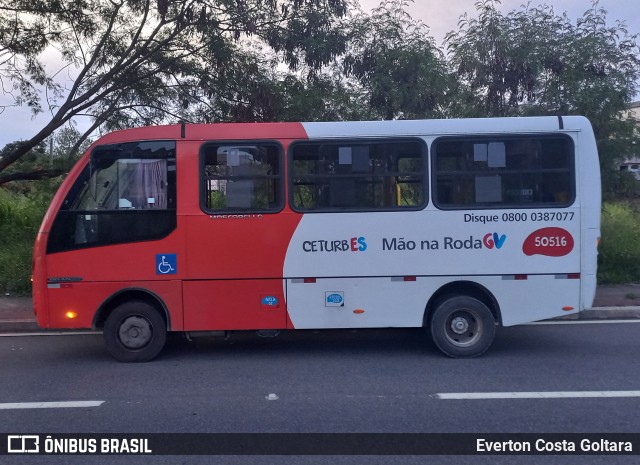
[523,227,574,257]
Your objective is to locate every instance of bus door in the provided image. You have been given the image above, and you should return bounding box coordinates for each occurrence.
[182,142,300,331]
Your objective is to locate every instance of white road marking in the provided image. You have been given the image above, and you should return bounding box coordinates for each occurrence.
[526,319,640,325]
[436,391,640,400]
[0,401,104,410]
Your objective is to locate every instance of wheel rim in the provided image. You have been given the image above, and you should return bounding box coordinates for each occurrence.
[444,309,482,347]
[118,315,153,350]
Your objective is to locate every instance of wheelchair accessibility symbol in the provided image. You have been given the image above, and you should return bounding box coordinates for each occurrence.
[156,254,177,275]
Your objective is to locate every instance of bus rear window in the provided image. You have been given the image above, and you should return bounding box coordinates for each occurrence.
[433,135,574,209]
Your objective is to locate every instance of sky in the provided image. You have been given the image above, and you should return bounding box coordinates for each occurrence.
[0,0,639,149]
[359,0,640,47]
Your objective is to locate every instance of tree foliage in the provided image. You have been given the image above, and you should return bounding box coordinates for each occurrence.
[0,0,350,181]
[446,0,640,193]
[0,125,90,188]
[446,1,640,116]
[342,0,450,120]
[0,141,51,187]
[0,0,638,196]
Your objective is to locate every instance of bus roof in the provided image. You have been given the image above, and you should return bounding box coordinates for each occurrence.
[92,116,592,146]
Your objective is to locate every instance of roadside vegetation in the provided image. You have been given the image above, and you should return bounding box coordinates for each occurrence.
[598,201,640,284]
[2,169,640,294]
[0,188,50,294]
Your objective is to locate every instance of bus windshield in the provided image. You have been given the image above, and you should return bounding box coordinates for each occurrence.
[46,141,177,254]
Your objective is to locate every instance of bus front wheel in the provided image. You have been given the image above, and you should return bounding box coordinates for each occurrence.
[104,301,167,362]
[429,296,495,358]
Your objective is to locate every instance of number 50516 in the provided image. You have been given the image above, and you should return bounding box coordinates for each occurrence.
[534,236,568,247]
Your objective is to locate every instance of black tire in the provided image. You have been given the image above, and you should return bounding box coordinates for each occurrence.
[103,301,167,362]
[429,295,496,358]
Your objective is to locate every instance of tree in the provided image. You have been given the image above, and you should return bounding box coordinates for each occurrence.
[0,141,55,188]
[446,0,640,193]
[447,0,562,117]
[181,0,453,124]
[51,126,93,161]
[0,0,350,184]
[342,0,451,120]
[0,2,53,114]
[176,45,369,123]
[0,126,90,187]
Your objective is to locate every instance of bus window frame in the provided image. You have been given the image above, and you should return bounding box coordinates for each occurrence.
[288,137,429,213]
[430,133,576,211]
[199,140,286,215]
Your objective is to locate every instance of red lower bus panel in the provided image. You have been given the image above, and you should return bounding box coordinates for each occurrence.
[183,280,286,331]
[44,280,184,330]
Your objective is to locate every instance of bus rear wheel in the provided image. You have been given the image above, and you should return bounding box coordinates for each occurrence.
[104,301,167,362]
[429,295,495,358]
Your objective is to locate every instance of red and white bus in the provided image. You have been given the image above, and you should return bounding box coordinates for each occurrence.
[32,116,601,361]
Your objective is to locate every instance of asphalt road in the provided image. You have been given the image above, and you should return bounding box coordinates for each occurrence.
[1,322,640,464]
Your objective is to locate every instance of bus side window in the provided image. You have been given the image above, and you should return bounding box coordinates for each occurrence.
[433,135,574,209]
[201,143,283,213]
[290,139,426,212]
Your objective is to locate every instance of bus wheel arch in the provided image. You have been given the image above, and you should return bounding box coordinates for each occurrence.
[424,281,501,358]
[94,289,170,362]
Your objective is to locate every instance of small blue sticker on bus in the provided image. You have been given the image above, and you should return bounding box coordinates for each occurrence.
[156,254,177,275]
[325,292,344,307]
[261,296,279,307]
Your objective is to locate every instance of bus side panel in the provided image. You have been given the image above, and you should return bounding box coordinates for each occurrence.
[284,210,582,278]
[44,230,185,283]
[44,280,183,330]
[285,275,580,329]
[575,120,601,310]
[284,208,582,326]
[581,230,599,309]
[471,275,580,326]
[180,209,302,331]
[42,227,185,330]
[182,212,302,279]
[286,277,430,329]
[183,280,286,330]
